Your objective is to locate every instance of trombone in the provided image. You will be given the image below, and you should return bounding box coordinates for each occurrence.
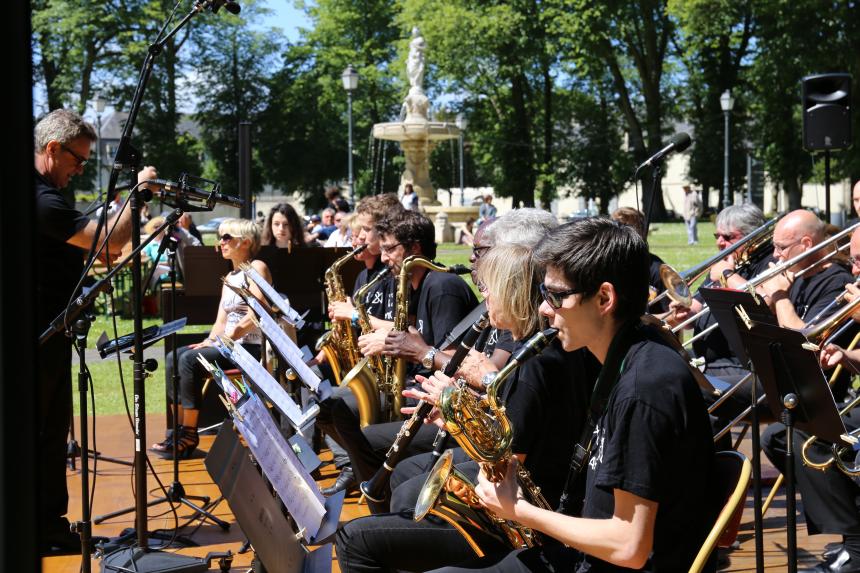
[649,216,780,309]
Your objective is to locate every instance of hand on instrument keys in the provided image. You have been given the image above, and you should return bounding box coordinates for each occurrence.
[820,344,846,370]
[358,328,390,356]
[382,326,429,363]
[455,350,499,390]
[475,457,525,521]
[401,371,457,426]
[329,298,355,321]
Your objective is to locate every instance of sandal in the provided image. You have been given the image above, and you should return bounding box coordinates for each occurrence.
[149,426,181,453]
[158,426,199,460]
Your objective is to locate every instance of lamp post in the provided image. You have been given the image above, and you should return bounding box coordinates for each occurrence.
[342,65,359,207]
[720,89,735,209]
[92,91,107,194]
[456,113,467,206]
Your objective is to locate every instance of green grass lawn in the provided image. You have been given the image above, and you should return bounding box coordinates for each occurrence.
[79,221,717,416]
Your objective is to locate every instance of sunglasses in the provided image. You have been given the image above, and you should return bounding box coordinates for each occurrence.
[713,232,739,242]
[539,283,585,310]
[218,233,237,242]
[61,144,89,167]
[471,245,491,259]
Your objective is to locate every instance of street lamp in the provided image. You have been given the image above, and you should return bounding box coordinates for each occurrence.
[720,89,735,209]
[91,91,107,194]
[342,65,359,207]
[456,113,467,206]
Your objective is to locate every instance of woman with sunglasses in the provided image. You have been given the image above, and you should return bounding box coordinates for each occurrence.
[151,218,273,459]
[335,243,598,573]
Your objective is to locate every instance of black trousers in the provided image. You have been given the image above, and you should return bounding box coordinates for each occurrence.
[165,343,259,410]
[37,329,74,539]
[335,451,481,573]
[316,390,440,489]
[430,542,584,573]
[762,408,860,536]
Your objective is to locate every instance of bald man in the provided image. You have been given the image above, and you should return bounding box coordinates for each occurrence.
[759,209,853,329]
[852,180,860,219]
[760,228,860,573]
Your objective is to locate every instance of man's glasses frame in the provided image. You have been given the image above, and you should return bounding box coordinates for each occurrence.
[61,144,89,167]
[379,242,404,254]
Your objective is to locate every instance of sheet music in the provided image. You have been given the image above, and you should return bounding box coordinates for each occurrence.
[198,357,244,404]
[215,338,318,431]
[242,265,306,329]
[234,393,326,541]
[249,298,323,392]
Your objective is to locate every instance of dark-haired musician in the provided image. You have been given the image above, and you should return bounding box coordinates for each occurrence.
[335,242,596,573]
[433,218,717,573]
[318,210,478,494]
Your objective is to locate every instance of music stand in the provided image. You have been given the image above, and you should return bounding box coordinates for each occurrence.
[699,286,777,573]
[737,318,850,573]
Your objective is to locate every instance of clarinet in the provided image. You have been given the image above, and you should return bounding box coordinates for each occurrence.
[359,310,491,504]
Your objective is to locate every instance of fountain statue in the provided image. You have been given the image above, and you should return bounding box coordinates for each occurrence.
[373,27,476,219]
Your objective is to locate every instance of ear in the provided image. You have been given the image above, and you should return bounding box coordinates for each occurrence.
[595,281,618,317]
[44,140,61,157]
[407,242,422,257]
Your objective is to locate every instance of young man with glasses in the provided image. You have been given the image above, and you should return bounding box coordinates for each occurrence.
[432,217,717,573]
[34,109,156,555]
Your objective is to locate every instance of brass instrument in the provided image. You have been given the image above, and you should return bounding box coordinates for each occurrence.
[414,328,558,557]
[316,245,368,384]
[340,267,392,427]
[651,216,780,308]
[382,256,470,421]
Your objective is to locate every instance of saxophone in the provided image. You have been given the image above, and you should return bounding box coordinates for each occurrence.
[339,266,392,427]
[316,245,367,384]
[383,256,471,421]
[414,328,558,557]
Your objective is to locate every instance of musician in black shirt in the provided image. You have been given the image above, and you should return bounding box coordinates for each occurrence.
[35,109,156,554]
[432,218,716,573]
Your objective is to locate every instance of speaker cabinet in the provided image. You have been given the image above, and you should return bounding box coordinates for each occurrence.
[802,73,852,151]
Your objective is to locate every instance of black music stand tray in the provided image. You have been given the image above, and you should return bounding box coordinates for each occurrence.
[699,286,777,572]
[737,318,850,573]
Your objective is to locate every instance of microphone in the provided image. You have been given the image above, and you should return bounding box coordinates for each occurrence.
[635,132,692,172]
[145,178,243,209]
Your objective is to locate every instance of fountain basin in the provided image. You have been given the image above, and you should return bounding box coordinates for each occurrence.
[373,121,461,142]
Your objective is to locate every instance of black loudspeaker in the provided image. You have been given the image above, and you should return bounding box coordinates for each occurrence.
[802,73,852,151]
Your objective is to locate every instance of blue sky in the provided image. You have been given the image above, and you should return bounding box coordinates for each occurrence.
[260,0,308,42]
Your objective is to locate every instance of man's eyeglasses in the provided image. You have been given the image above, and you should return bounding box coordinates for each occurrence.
[380,242,403,254]
[218,233,237,242]
[850,255,860,267]
[773,239,801,256]
[472,245,491,259]
[539,283,585,310]
[61,144,88,167]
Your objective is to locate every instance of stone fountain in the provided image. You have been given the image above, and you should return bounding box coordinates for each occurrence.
[373,28,479,228]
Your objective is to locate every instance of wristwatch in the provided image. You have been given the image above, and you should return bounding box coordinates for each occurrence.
[481,372,498,388]
[421,347,439,369]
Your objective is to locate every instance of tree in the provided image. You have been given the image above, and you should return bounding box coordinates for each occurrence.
[398,0,565,208]
[559,0,678,219]
[670,0,754,212]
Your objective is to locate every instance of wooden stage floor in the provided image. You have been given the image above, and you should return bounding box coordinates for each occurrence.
[43,414,839,572]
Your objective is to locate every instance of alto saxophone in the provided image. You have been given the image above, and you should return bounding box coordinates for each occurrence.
[339,266,392,427]
[414,328,558,557]
[316,244,367,384]
[383,256,471,421]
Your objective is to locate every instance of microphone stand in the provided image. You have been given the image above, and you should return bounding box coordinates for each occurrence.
[640,162,663,240]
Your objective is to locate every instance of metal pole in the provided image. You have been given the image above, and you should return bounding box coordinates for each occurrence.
[458,132,465,206]
[96,114,102,194]
[348,90,355,206]
[723,109,731,209]
[825,150,831,222]
[746,153,752,205]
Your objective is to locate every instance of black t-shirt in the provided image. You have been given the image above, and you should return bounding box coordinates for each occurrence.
[647,253,668,313]
[789,263,853,323]
[691,255,773,368]
[353,258,394,320]
[35,171,90,322]
[500,340,599,507]
[414,270,479,348]
[576,328,717,572]
[483,327,516,357]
